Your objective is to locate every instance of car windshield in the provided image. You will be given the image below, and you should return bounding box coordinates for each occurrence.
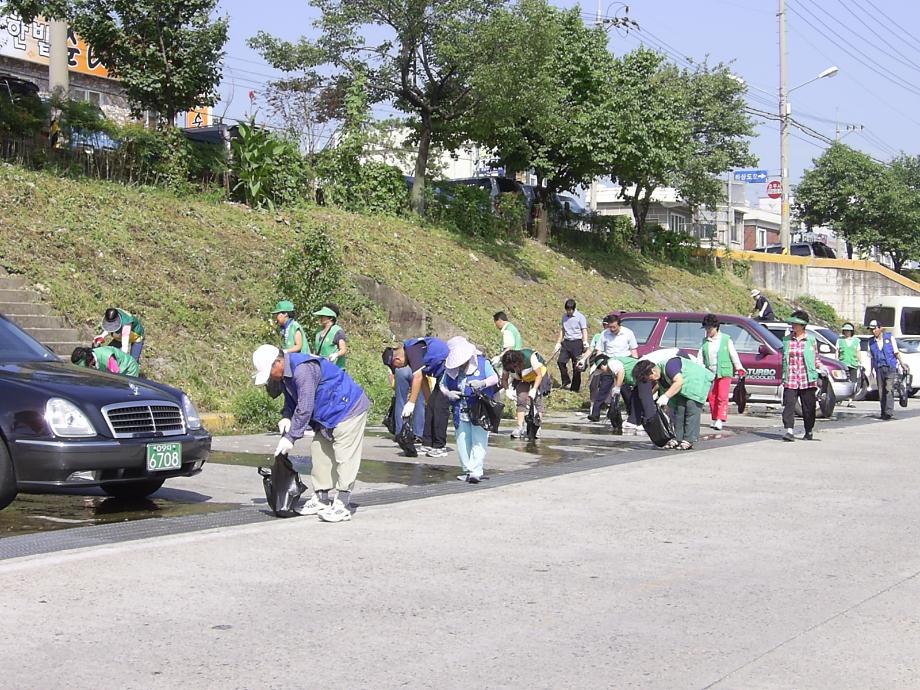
[814,327,838,345]
[0,317,57,362]
[747,320,784,349]
[897,338,920,354]
[619,318,658,344]
[790,244,811,256]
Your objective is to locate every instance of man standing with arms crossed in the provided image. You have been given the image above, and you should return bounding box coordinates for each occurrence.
[551,299,589,392]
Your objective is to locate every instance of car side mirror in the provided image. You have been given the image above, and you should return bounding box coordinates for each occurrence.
[818,343,832,354]
[758,344,770,356]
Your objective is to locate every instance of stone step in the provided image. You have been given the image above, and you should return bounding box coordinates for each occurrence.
[0,301,53,316]
[0,288,40,303]
[0,275,28,290]
[25,327,83,344]
[44,341,83,357]
[7,314,69,329]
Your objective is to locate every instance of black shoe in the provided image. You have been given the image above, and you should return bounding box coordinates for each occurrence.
[783,431,795,442]
[881,413,893,420]
[586,415,600,422]
[466,475,480,484]
[560,383,571,391]
[803,432,814,440]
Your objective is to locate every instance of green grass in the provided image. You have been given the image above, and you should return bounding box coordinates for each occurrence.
[0,163,755,423]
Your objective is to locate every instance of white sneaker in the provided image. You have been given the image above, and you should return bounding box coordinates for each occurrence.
[510,426,525,439]
[713,420,723,430]
[318,499,352,523]
[623,421,639,430]
[427,447,448,458]
[297,493,327,516]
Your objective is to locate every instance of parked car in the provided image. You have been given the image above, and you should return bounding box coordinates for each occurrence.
[0,315,210,511]
[753,242,837,259]
[618,312,853,418]
[856,334,919,399]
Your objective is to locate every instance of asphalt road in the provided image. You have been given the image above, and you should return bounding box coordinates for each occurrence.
[2,403,918,688]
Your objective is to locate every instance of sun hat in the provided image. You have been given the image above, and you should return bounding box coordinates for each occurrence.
[271,300,295,314]
[842,322,855,332]
[313,306,338,318]
[445,337,479,370]
[868,319,881,329]
[750,289,761,298]
[252,345,281,385]
[788,310,810,325]
[101,308,122,332]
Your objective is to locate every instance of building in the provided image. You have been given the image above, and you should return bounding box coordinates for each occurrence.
[742,207,781,250]
[594,185,697,236]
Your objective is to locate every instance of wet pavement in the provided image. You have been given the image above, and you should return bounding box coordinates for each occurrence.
[0,400,897,539]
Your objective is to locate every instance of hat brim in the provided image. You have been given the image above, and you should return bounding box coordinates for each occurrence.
[253,368,272,386]
[101,317,121,332]
[788,317,808,325]
[313,308,337,318]
[445,342,478,370]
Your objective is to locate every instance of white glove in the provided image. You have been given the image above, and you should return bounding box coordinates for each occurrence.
[505,387,517,403]
[469,379,487,391]
[278,418,291,435]
[402,400,416,418]
[328,353,339,362]
[444,390,461,401]
[490,355,502,369]
[274,437,294,456]
[528,387,537,400]
[657,394,670,407]
[611,386,620,397]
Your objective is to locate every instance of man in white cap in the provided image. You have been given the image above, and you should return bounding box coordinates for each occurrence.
[252,344,370,522]
[749,289,775,321]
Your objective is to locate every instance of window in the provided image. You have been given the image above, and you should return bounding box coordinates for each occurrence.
[661,320,704,349]
[0,318,56,362]
[71,88,103,106]
[865,306,895,328]
[757,227,767,247]
[790,243,812,257]
[901,308,920,336]
[730,214,739,243]
[619,318,658,345]
[669,214,689,234]
[720,324,764,354]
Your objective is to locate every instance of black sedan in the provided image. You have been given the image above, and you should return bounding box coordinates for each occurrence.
[0,315,210,510]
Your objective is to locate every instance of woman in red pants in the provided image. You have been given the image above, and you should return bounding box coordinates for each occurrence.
[697,314,746,430]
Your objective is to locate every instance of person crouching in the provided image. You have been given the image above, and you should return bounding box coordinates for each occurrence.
[633,356,714,450]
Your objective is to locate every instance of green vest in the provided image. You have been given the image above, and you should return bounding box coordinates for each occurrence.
[700,332,735,378]
[658,357,715,405]
[519,348,546,382]
[314,324,346,368]
[588,333,603,374]
[614,356,640,386]
[283,320,309,354]
[92,346,140,377]
[782,334,818,383]
[837,336,859,367]
[502,322,523,351]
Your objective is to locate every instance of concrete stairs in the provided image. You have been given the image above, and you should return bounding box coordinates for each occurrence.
[0,269,85,356]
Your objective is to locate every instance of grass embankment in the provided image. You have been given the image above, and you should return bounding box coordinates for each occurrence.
[0,164,753,425]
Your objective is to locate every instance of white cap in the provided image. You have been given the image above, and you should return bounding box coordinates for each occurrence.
[751,289,761,297]
[252,345,281,385]
[868,319,881,329]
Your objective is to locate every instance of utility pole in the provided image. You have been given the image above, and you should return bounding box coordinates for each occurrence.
[779,0,790,250]
[49,20,70,97]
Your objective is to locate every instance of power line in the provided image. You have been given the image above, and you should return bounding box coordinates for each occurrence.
[860,0,920,56]
[833,0,920,74]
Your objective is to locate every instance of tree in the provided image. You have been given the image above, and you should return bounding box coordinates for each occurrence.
[250,0,504,214]
[4,0,228,127]
[471,0,619,240]
[607,49,757,246]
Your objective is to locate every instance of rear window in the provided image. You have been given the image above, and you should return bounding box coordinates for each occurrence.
[495,178,518,194]
[865,306,895,328]
[901,308,920,336]
[765,246,783,254]
[720,324,765,353]
[661,320,704,349]
[619,318,658,345]
[790,244,811,257]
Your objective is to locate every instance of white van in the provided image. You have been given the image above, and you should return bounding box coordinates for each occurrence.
[863,296,920,395]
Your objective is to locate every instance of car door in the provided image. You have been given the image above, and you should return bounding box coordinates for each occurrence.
[719,321,782,402]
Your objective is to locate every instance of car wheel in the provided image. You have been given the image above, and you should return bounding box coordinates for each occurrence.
[100,478,165,500]
[818,378,836,418]
[853,374,869,402]
[0,439,17,511]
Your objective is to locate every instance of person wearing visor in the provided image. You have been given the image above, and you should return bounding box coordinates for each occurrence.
[71,345,140,377]
[271,300,309,355]
[252,344,370,523]
[313,304,348,368]
[836,322,860,407]
[96,307,145,361]
[697,314,745,430]
[868,319,903,420]
[781,310,818,441]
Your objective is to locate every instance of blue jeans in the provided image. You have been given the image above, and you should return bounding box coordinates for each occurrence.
[130,340,144,361]
[394,366,425,439]
[455,418,488,478]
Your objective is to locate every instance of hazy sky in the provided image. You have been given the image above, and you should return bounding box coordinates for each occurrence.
[214,0,918,190]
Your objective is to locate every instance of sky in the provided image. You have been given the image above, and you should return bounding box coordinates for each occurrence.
[213,0,920,193]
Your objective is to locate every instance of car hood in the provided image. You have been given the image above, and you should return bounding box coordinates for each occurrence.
[0,360,182,405]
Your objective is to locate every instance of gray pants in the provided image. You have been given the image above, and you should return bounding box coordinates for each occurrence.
[672,397,703,445]
[878,367,896,417]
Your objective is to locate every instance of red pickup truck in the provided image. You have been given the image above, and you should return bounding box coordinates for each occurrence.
[618,312,850,418]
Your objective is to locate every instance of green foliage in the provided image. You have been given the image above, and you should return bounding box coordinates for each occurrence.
[796,296,840,328]
[551,214,633,255]
[427,187,525,241]
[0,88,47,138]
[276,225,344,319]
[53,97,114,137]
[230,120,308,209]
[645,226,699,265]
[356,161,407,215]
[231,387,283,432]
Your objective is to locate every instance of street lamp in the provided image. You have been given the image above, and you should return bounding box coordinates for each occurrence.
[779,61,838,250]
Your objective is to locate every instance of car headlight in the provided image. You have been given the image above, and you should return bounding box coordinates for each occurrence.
[181,394,202,430]
[830,369,847,380]
[45,398,96,437]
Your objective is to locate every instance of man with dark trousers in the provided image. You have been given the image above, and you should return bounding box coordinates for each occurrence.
[383,337,450,458]
[551,299,589,392]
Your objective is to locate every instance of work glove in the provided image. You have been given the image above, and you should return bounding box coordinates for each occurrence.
[278,418,291,435]
[528,387,537,400]
[401,400,416,418]
[490,355,502,369]
[327,353,339,363]
[274,437,294,457]
[444,390,461,401]
[611,386,621,397]
[92,335,106,347]
[468,379,487,391]
[657,394,670,407]
[505,387,517,403]
[737,369,747,378]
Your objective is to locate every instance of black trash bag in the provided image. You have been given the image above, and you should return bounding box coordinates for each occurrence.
[524,399,541,441]
[643,406,676,448]
[732,376,748,413]
[607,393,623,435]
[395,418,418,457]
[896,369,911,408]
[257,453,307,518]
[470,391,504,432]
[383,396,396,435]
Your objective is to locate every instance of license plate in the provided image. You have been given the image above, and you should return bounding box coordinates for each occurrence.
[146,442,182,472]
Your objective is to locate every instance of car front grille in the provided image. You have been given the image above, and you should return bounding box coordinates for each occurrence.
[102,402,186,439]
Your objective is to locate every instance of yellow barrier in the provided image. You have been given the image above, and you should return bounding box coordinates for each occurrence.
[716,249,920,295]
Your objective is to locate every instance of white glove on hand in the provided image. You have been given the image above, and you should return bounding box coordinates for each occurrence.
[490,355,502,369]
[327,353,339,362]
[505,387,517,403]
[402,401,416,418]
[468,379,487,391]
[445,390,461,401]
[611,386,621,397]
[278,418,291,435]
[274,437,294,456]
[657,394,670,407]
[528,387,537,400]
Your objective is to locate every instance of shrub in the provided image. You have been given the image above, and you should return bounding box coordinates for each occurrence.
[427,184,526,240]
[356,160,407,215]
[796,296,840,327]
[231,386,283,432]
[0,89,48,138]
[231,119,310,209]
[276,225,344,318]
[644,225,698,264]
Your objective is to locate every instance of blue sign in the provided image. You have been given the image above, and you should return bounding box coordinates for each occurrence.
[734,169,769,183]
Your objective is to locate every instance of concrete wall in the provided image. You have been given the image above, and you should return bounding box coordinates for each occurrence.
[733,252,920,322]
[355,275,467,342]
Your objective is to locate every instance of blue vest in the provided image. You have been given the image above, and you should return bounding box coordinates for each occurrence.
[405,337,449,379]
[869,333,898,370]
[286,353,365,429]
[444,355,498,427]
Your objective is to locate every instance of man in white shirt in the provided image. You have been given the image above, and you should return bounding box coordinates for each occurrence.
[596,313,639,359]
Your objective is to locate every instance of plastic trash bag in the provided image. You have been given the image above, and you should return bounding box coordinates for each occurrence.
[396,418,418,457]
[258,453,307,518]
[643,406,675,448]
[383,396,396,435]
[607,393,623,435]
[524,399,541,441]
[470,391,504,432]
[732,376,748,413]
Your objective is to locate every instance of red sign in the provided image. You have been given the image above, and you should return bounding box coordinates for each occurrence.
[766,180,783,199]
